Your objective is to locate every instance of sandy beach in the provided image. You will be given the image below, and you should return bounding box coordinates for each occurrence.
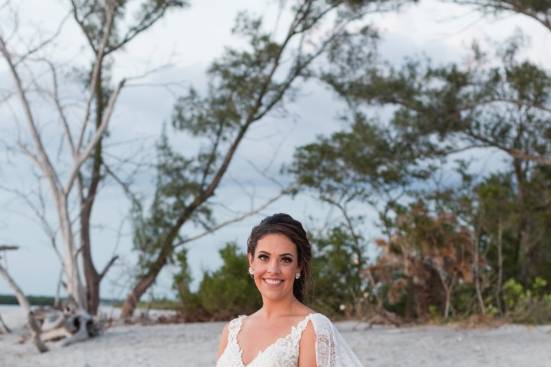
[1,305,550,367]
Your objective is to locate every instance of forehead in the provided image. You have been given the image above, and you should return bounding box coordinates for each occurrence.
[256,233,297,255]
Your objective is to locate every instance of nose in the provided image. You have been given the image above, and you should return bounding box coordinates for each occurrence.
[267,259,281,273]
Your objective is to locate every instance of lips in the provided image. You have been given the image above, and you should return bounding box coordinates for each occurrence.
[263,278,283,286]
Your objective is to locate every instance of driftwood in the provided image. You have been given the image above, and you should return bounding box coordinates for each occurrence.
[0,251,98,350]
[32,304,100,346]
[0,312,11,334]
[0,246,48,352]
[27,311,48,353]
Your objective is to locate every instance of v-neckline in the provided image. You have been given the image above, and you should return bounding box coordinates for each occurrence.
[235,313,315,367]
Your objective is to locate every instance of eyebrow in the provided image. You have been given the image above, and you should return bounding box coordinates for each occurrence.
[257,250,294,257]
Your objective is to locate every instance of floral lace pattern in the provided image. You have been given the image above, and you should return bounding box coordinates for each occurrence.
[216,312,362,367]
[310,314,337,366]
[216,314,313,367]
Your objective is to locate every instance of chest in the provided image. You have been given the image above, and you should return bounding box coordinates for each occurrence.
[216,315,311,367]
[238,322,300,364]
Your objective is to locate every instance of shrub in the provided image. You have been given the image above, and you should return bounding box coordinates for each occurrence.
[310,227,370,318]
[503,277,551,324]
[173,242,261,320]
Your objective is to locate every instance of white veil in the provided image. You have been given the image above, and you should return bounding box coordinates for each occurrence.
[310,313,364,367]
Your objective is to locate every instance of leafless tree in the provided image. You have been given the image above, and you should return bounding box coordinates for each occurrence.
[0,0,187,321]
[0,1,124,318]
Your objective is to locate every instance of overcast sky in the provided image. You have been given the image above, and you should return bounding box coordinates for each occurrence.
[1,0,550,300]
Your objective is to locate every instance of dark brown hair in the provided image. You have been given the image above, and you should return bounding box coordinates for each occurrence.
[247,213,312,302]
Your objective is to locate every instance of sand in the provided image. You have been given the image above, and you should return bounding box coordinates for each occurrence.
[1,305,550,367]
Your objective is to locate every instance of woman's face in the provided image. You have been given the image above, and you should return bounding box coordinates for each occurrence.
[249,233,300,302]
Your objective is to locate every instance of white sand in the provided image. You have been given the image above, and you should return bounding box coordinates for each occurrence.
[1,305,551,367]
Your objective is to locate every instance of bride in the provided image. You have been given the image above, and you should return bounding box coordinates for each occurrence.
[216,213,364,367]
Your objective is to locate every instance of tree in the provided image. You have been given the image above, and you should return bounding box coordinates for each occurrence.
[309,227,370,318]
[68,0,187,315]
[371,201,477,319]
[453,1,551,33]
[287,3,551,320]
[0,0,185,323]
[120,0,402,318]
[320,33,551,284]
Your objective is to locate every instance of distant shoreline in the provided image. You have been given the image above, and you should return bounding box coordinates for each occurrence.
[0,294,121,306]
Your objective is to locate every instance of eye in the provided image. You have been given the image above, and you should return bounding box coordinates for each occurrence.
[281,257,293,264]
[258,254,269,262]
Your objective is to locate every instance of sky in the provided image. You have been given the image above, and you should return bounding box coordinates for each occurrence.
[0,0,550,300]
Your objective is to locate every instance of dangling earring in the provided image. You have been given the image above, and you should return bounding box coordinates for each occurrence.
[248,267,255,277]
[295,272,301,279]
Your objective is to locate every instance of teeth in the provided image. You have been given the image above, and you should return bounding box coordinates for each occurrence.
[265,279,283,285]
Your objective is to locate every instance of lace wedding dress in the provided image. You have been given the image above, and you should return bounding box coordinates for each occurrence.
[216,313,364,367]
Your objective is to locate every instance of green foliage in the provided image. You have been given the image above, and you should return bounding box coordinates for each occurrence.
[289,115,433,206]
[130,129,215,272]
[130,3,352,281]
[503,278,551,324]
[172,232,375,320]
[71,0,188,54]
[291,25,551,323]
[309,227,370,317]
[453,0,551,26]
[173,243,261,320]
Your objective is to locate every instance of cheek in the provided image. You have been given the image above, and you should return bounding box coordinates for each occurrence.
[252,260,297,281]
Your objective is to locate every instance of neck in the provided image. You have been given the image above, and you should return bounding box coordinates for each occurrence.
[259,295,299,319]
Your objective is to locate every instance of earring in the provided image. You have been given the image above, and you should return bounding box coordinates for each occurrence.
[295,272,301,279]
[248,267,254,276]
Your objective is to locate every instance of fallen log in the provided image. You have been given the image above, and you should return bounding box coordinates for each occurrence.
[41,326,71,342]
[36,306,100,345]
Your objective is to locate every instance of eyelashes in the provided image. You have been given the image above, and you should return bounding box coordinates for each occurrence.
[257,254,293,263]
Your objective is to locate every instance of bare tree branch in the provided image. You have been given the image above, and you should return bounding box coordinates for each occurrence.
[99,255,119,281]
[65,78,126,195]
[0,35,63,198]
[76,0,117,153]
[175,189,289,247]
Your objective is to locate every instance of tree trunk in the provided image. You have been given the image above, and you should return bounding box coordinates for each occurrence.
[120,230,177,318]
[473,228,486,315]
[59,201,87,311]
[496,217,504,313]
[81,201,101,315]
[120,267,161,318]
[444,288,451,319]
[513,158,532,284]
[80,65,106,316]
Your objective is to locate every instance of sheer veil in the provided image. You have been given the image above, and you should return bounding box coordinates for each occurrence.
[310,313,364,367]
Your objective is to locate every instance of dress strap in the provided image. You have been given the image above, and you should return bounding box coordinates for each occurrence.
[227,315,246,345]
[288,313,313,344]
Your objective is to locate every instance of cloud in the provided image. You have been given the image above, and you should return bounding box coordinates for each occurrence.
[1,0,549,298]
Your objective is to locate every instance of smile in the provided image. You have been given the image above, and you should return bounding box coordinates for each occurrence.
[263,278,283,285]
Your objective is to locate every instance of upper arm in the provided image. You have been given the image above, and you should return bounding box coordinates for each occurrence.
[217,322,230,359]
[298,320,317,367]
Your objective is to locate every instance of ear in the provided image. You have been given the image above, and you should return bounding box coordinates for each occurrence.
[248,253,254,267]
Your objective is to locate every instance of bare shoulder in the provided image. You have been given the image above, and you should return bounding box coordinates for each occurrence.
[298,319,317,367]
[294,303,316,317]
[217,322,230,358]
